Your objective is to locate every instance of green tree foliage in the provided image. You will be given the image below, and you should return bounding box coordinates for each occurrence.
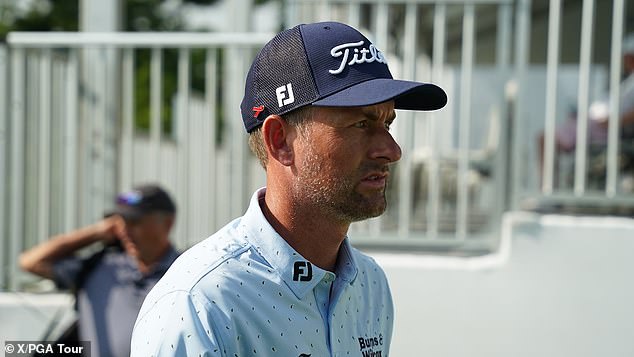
[0,0,79,35]
[0,0,223,36]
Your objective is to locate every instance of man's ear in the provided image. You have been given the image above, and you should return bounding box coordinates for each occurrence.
[262,115,295,166]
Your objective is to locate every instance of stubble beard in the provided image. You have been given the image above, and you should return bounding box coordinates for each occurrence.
[294,145,388,223]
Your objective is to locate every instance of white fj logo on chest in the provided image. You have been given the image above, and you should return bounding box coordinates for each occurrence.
[276,83,295,107]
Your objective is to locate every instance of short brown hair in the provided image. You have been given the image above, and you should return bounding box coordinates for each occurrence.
[248,106,314,169]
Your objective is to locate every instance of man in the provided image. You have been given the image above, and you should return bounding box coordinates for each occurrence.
[20,184,179,357]
[131,21,446,356]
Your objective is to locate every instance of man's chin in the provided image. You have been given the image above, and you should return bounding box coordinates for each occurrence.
[348,196,387,221]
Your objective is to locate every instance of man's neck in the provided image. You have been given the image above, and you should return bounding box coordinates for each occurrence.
[133,241,171,275]
[261,192,348,272]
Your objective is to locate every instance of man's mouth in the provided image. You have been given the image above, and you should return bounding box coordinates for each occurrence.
[360,172,389,189]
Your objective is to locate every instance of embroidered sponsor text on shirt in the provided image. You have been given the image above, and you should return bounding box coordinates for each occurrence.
[329,41,388,75]
[358,334,384,357]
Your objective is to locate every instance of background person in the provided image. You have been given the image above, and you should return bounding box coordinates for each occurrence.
[131,21,446,356]
[20,183,179,357]
[611,33,634,137]
[537,33,634,188]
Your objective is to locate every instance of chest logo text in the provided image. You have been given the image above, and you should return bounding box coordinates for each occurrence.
[358,334,384,357]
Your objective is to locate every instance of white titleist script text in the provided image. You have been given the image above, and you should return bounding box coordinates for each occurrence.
[329,41,387,75]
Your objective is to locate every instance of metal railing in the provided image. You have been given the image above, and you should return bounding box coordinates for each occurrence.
[511,0,634,212]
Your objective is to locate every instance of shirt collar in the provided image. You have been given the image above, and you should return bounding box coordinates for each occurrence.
[335,238,359,284]
[149,245,179,276]
[240,188,358,299]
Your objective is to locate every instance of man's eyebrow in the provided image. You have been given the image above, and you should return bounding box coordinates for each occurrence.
[364,109,397,122]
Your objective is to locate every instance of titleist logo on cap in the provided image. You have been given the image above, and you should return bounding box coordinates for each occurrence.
[329,40,388,75]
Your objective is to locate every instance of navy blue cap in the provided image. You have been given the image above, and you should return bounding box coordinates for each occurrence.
[105,184,176,220]
[240,21,447,133]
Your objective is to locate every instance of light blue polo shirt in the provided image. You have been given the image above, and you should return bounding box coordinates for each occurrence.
[131,188,394,357]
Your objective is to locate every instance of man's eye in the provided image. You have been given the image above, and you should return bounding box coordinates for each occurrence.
[353,121,368,128]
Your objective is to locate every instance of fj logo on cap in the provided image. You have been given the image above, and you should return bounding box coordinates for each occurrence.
[329,41,387,75]
[293,261,312,281]
[276,83,295,108]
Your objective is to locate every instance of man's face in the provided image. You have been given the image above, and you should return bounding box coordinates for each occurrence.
[123,213,169,249]
[291,100,401,223]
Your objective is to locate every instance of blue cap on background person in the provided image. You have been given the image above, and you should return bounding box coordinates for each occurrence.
[106,184,176,221]
[240,21,447,133]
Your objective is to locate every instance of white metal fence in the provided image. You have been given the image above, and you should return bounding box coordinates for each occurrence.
[1,33,273,290]
[508,0,634,211]
[2,0,633,290]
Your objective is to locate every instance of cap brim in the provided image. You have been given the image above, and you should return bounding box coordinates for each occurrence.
[311,78,447,111]
[103,206,144,221]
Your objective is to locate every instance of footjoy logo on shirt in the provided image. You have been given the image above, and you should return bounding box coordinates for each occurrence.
[358,334,384,357]
[292,261,313,281]
[329,41,388,75]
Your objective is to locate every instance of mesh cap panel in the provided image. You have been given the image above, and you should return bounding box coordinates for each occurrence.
[241,26,318,132]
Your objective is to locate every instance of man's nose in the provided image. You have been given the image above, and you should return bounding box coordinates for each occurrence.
[370,129,402,163]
